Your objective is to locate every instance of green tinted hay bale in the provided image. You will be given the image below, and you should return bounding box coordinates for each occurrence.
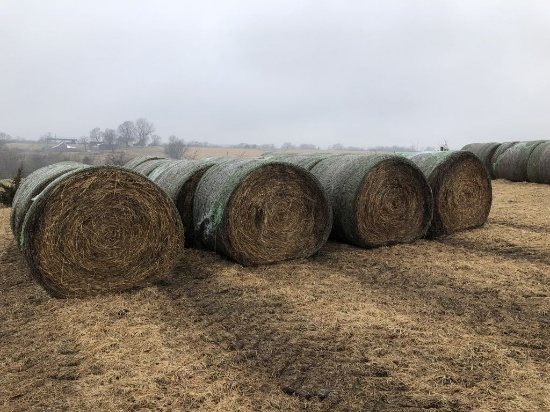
[20,166,184,298]
[461,142,500,178]
[310,154,433,248]
[151,158,227,246]
[129,158,173,177]
[10,162,85,244]
[261,153,335,171]
[124,155,168,170]
[489,142,518,178]
[526,141,550,184]
[493,141,546,182]
[400,151,492,237]
[194,158,332,265]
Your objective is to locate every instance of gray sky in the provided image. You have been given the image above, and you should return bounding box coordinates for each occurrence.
[2,1,550,149]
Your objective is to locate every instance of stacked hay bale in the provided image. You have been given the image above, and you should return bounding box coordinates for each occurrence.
[461,142,500,178]
[261,153,334,170]
[150,157,227,246]
[492,141,546,182]
[12,164,184,297]
[124,155,173,177]
[489,142,518,178]
[400,151,492,237]
[527,141,550,184]
[194,158,332,266]
[309,154,433,248]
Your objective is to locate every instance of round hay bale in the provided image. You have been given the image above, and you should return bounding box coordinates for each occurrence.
[10,162,85,243]
[261,153,334,171]
[489,142,518,177]
[400,151,492,237]
[20,166,184,297]
[493,141,546,181]
[194,158,332,266]
[526,141,550,183]
[124,155,168,170]
[151,158,227,246]
[130,158,173,177]
[461,142,500,178]
[310,154,433,248]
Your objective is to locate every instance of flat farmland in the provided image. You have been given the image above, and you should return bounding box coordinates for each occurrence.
[0,180,548,411]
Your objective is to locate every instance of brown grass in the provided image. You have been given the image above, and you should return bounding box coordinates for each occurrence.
[0,179,549,411]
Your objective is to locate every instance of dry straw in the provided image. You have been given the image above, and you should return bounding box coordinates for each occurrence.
[310,154,433,248]
[150,157,226,246]
[194,158,332,266]
[400,151,492,237]
[493,140,546,182]
[461,142,500,178]
[10,162,85,244]
[526,141,550,184]
[18,165,184,297]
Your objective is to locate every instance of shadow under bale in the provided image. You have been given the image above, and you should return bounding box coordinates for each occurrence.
[461,142,500,178]
[310,154,433,248]
[493,141,546,182]
[17,165,184,298]
[193,158,332,266]
[400,151,492,238]
[526,141,550,184]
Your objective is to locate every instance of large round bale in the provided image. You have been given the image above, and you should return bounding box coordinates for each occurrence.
[130,158,173,177]
[493,141,546,181]
[261,153,334,171]
[310,154,433,248]
[124,155,168,170]
[10,162,85,243]
[150,157,227,246]
[526,141,550,184]
[489,142,518,177]
[400,151,492,237]
[194,158,332,265]
[19,166,184,298]
[461,142,500,178]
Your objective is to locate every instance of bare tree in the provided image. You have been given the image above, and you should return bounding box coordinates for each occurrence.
[89,127,103,143]
[103,128,117,145]
[281,142,295,150]
[149,134,162,146]
[164,135,187,159]
[0,132,11,149]
[134,118,155,147]
[39,132,53,143]
[78,136,89,151]
[117,121,136,147]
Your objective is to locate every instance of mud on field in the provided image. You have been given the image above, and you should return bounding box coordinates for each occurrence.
[0,180,548,411]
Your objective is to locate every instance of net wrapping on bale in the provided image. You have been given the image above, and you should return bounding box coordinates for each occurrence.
[461,142,500,179]
[310,154,433,248]
[193,158,332,266]
[400,151,492,238]
[17,165,184,298]
[492,141,546,182]
[526,141,550,184]
[260,153,334,171]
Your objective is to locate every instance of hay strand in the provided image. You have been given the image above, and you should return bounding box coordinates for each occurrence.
[19,165,184,297]
[310,154,433,248]
[194,158,332,266]
[400,151,492,237]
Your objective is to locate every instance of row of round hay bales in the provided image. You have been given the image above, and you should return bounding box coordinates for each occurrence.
[462,140,550,183]
[398,151,492,237]
[10,163,184,298]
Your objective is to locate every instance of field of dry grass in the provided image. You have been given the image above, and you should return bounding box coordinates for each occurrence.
[0,180,548,411]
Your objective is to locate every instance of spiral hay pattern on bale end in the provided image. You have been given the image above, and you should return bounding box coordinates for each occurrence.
[401,151,492,237]
[10,161,85,243]
[151,158,226,247]
[20,166,184,298]
[310,154,433,248]
[461,142,500,178]
[194,159,332,266]
[526,141,550,184]
[493,141,546,182]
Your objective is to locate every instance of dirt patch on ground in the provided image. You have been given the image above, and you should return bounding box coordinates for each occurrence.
[1,180,548,411]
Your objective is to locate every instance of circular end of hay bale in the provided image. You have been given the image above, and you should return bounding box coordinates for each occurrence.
[493,141,546,182]
[310,154,433,248]
[527,141,550,183]
[403,151,492,237]
[10,161,85,243]
[21,167,184,297]
[194,159,332,265]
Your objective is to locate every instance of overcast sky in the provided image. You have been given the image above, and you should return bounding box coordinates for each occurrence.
[2,1,550,149]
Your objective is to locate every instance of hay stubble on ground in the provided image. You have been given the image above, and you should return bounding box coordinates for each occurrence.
[0,180,549,411]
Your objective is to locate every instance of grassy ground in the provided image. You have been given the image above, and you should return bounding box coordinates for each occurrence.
[0,180,549,411]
